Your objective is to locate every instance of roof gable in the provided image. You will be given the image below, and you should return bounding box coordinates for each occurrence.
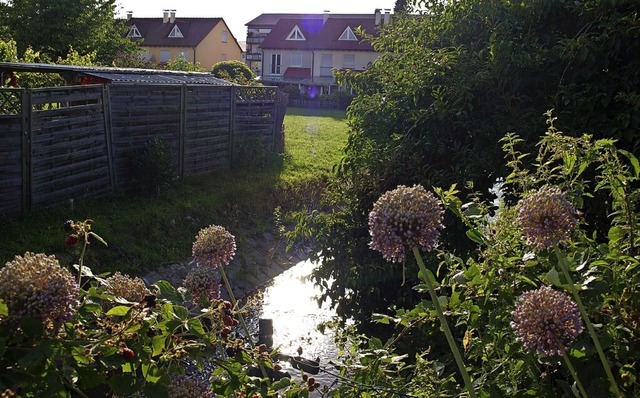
[338,26,357,41]
[168,25,184,38]
[127,24,141,38]
[286,25,306,41]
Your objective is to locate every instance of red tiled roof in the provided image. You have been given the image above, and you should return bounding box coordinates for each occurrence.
[283,67,311,79]
[260,16,379,52]
[126,18,223,47]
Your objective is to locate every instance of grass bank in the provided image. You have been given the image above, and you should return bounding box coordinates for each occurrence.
[0,107,348,275]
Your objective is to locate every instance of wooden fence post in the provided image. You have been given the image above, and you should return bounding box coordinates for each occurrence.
[179,84,187,177]
[20,89,31,215]
[229,86,235,169]
[102,85,116,192]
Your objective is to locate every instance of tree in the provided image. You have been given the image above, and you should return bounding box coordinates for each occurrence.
[211,60,257,85]
[394,0,408,13]
[1,0,139,65]
[298,0,640,333]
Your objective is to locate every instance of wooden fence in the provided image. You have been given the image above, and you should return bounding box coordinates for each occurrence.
[0,84,287,216]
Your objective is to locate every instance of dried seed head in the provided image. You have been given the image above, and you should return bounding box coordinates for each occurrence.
[0,252,79,331]
[192,225,236,268]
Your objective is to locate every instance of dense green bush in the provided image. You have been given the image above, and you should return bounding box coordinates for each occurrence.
[322,120,640,396]
[300,0,640,334]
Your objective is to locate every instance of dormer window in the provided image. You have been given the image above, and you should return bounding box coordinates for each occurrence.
[286,25,306,41]
[127,25,141,38]
[339,26,357,41]
[168,25,183,38]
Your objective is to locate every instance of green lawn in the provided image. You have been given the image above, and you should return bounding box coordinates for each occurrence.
[0,107,349,274]
[281,107,348,181]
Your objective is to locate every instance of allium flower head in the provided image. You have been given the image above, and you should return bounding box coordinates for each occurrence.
[511,285,584,357]
[104,272,150,303]
[168,375,212,398]
[516,186,577,250]
[192,225,236,267]
[0,252,79,330]
[183,266,221,303]
[369,184,444,263]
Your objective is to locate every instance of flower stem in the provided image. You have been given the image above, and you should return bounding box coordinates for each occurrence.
[218,264,271,384]
[554,246,622,397]
[413,247,476,398]
[562,352,588,398]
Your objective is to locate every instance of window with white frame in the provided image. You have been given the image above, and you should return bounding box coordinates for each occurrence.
[339,26,357,41]
[343,54,356,69]
[271,53,282,74]
[291,53,303,67]
[221,53,228,61]
[178,50,189,60]
[168,25,183,38]
[286,25,306,41]
[221,30,228,43]
[320,53,333,76]
[127,25,141,38]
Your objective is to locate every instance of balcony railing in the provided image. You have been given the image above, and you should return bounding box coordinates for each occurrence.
[246,53,262,61]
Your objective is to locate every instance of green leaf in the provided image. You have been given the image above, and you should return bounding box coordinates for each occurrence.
[155,280,182,302]
[465,229,486,244]
[187,318,206,338]
[142,362,163,383]
[608,226,626,244]
[369,337,383,349]
[106,305,131,317]
[109,374,138,395]
[152,335,168,356]
[173,305,189,321]
[546,267,562,287]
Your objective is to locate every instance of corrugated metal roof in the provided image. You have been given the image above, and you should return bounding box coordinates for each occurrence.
[0,62,234,85]
[83,71,233,85]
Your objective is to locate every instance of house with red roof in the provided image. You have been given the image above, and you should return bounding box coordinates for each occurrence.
[249,9,390,94]
[125,10,242,70]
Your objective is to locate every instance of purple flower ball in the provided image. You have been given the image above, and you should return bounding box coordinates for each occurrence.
[192,225,236,268]
[369,184,444,263]
[516,186,577,250]
[511,285,584,357]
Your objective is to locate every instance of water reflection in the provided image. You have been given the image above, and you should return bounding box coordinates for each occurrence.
[252,259,338,392]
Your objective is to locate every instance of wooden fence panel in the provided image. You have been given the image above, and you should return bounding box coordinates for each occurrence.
[182,85,233,174]
[0,83,284,216]
[29,86,112,208]
[109,85,182,189]
[0,88,24,215]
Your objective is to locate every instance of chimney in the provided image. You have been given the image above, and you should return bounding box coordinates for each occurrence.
[374,9,382,26]
[170,9,176,23]
[126,11,133,20]
[323,10,330,25]
[384,9,391,25]
[163,9,169,23]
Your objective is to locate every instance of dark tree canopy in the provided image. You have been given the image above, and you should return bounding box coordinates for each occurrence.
[394,0,408,13]
[0,0,138,64]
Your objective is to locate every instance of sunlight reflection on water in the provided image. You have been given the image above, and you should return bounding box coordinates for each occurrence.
[255,258,340,392]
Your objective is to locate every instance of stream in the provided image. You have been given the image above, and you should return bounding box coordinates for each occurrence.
[248,258,341,393]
